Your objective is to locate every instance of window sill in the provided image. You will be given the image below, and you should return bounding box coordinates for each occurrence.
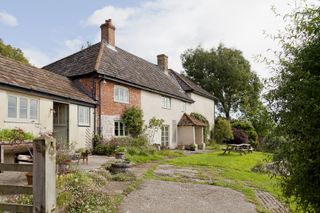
[4,120,39,124]
[78,124,91,127]
[114,100,129,104]
[161,107,171,110]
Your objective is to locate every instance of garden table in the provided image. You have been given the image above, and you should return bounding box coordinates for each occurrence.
[222,143,253,155]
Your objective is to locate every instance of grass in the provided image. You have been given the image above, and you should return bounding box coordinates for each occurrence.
[167,150,286,212]
[125,149,185,163]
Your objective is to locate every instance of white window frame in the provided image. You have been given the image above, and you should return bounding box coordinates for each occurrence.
[161,96,171,109]
[78,106,90,126]
[182,102,187,112]
[7,94,39,122]
[161,125,169,146]
[114,85,129,104]
[114,120,128,137]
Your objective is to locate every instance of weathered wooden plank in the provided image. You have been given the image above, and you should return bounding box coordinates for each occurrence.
[0,202,33,213]
[0,163,33,172]
[0,185,33,195]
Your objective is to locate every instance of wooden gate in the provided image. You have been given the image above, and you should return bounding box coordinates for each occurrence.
[0,137,56,213]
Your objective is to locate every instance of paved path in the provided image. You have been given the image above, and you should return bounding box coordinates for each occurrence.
[119,180,257,213]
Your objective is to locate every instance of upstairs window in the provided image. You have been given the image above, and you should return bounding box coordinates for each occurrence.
[114,85,129,103]
[7,95,39,121]
[182,102,187,112]
[78,106,90,126]
[161,96,171,109]
[114,120,128,137]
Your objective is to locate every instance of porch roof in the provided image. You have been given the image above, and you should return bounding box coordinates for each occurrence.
[178,113,207,127]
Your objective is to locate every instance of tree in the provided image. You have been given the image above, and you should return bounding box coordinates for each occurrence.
[213,117,233,143]
[122,106,144,138]
[181,45,262,119]
[268,3,320,212]
[0,39,29,64]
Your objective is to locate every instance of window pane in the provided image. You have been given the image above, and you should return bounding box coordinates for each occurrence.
[59,106,66,124]
[78,106,90,125]
[19,97,28,119]
[8,96,17,118]
[114,121,119,136]
[30,99,38,120]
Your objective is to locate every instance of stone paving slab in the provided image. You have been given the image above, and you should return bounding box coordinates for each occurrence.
[119,180,257,213]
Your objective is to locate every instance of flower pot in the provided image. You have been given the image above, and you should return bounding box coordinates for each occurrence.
[25,172,33,185]
[115,152,125,160]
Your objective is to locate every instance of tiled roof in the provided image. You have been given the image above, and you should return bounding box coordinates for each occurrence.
[178,113,207,127]
[44,41,193,102]
[0,56,95,104]
[169,70,214,99]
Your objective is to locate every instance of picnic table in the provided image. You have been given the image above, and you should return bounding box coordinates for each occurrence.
[222,143,253,155]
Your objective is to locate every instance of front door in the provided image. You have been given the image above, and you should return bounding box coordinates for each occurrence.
[53,102,69,147]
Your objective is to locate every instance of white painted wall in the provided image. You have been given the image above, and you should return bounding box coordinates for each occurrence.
[0,89,94,150]
[141,91,214,148]
[0,89,53,136]
[69,104,95,150]
[188,93,215,131]
[178,126,195,145]
[141,90,185,148]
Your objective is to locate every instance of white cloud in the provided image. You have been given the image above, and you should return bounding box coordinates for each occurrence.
[22,48,51,67]
[22,38,86,67]
[85,0,296,78]
[85,6,135,28]
[0,10,18,27]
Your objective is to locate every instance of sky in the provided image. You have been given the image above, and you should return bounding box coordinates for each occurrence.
[0,0,303,79]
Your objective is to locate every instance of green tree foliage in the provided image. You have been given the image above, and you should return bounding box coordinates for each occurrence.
[122,106,144,138]
[190,112,209,143]
[213,117,233,143]
[231,120,258,147]
[0,39,29,64]
[267,3,320,211]
[181,45,262,119]
[244,101,274,140]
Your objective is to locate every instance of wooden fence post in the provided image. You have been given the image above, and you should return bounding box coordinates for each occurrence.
[33,136,57,213]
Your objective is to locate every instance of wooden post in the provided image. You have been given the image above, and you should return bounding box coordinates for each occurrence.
[0,145,3,173]
[33,136,57,213]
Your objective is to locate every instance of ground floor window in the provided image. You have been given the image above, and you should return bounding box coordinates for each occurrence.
[114,120,128,137]
[161,125,169,146]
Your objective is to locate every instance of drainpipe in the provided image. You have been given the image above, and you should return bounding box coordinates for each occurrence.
[98,77,106,136]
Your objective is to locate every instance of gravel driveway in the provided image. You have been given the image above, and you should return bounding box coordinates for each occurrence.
[119,180,257,213]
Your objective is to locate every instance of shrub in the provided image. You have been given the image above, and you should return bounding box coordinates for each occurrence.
[214,117,233,143]
[94,137,133,156]
[92,134,103,148]
[232,128,249,144]
[122,106,144,137]
[232,120,258,146]
[0,128,34,142]
[258,131,286,152]
[131,135,149,147]
[190,112,209,143]
[57,171,119,212]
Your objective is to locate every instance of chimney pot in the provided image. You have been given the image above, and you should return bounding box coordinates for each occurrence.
[100,19,116,46]
[157,54,168,70]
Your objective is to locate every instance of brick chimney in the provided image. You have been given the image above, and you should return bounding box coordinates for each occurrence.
[100,19,116,46]
[157,54,168,70]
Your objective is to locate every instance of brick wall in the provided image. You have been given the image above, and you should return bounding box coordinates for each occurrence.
[99,80,141,115]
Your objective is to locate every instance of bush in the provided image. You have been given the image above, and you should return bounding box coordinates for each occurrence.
[258,131,286,152]
[122,106,144,137]
[231,128,249,144]
[0,128,34,142]
[131,135,149,147]
[57,171,119,212]
[231,120,258,146]
[92,134,103,148]
[214,117,233,143]
[190,112,209,143]
[93,137,133,156]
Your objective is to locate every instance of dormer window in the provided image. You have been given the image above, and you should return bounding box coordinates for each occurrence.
[114,85,129,104]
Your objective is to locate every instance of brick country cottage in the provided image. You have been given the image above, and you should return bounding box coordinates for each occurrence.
[0,19,215,150]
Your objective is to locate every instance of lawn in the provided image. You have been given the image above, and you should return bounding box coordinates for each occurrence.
[167,150,286,212]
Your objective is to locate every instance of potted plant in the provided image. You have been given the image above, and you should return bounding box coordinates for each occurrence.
[56,150,72,174]
[25,172,33,185]
[115,146,126,159]
[189,144,198,151]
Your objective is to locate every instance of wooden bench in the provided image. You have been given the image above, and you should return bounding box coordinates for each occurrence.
[222,144,253,155]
